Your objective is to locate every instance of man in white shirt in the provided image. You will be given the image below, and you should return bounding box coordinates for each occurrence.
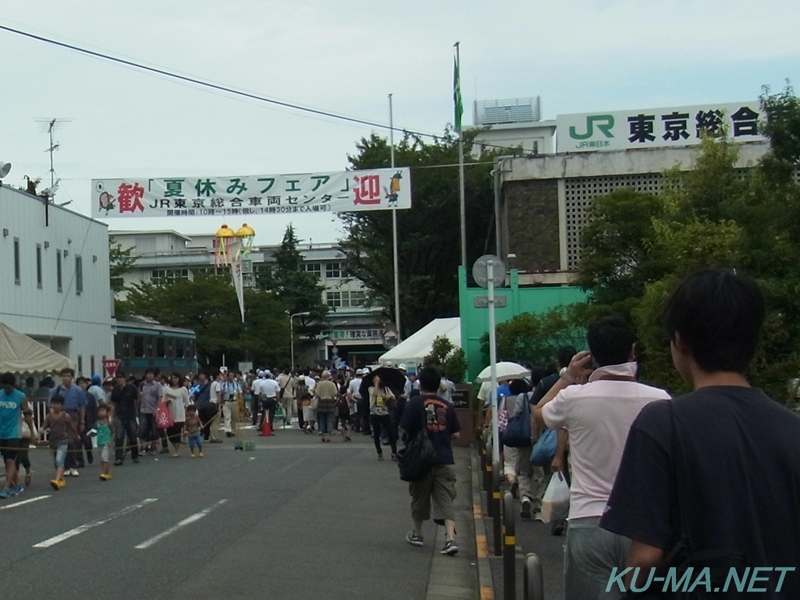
[257,372,281,429]
[250,371,266,426]
[347,370,363,432]
[532,316,670,600]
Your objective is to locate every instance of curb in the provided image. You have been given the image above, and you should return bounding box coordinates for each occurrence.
[472,452,495,600]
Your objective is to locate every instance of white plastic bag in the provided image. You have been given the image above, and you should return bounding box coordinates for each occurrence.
[541,472,570,523]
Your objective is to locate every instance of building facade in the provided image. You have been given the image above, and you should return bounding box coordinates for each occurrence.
[0,184,115,375]
[111,231,387,366]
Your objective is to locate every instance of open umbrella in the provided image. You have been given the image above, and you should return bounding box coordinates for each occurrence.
[359,367,407,400]
[476,361,530,383]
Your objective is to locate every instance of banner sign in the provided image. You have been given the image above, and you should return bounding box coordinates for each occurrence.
[556,102,765,153]
[92,167,411,219]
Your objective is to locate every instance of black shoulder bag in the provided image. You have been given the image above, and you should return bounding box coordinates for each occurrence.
[396,403,439,483]
[633,403,748,599]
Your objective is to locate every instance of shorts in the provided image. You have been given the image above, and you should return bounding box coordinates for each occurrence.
[188,434,202,449]
[409,464,457,523]
[99,443,111,463]
[0,438,19,462]
[53,444,68,468]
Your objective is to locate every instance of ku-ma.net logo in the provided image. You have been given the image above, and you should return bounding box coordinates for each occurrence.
[353,171,402,207]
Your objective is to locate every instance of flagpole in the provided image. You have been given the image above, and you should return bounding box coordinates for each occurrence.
[390,93,402,341]
[455,42,467,269]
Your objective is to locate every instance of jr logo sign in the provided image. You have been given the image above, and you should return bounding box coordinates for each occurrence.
[569,115,615,140]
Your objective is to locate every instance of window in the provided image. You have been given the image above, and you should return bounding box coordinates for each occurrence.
[75,255,83,295]
[77,355,83,376]
[13,238,20,285]
[151,268,189,285]
[325,262,341,278]
[90,356,95,377]
[133,335,145,358]
[341,291,366,307]
[302,263,321,278]
[57,250,63,292]
[36,244,42,288]
[122,335,131,359]
[326,291,341,307]
[175,338,185,359]
[156,337,166,358]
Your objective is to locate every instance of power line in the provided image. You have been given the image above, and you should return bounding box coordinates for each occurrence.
[0,22,524,155]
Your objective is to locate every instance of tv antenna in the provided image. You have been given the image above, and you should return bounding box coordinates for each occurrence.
[35,118,72,226]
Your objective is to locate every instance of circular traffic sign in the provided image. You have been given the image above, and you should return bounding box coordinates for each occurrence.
[472,254,506,289]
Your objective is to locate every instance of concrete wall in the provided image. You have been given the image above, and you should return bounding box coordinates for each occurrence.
[0,186,114,376]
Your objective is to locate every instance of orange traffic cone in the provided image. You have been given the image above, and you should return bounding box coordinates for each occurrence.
[259,418,274,437]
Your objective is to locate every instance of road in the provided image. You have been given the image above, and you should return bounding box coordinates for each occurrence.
[0,428,440,600]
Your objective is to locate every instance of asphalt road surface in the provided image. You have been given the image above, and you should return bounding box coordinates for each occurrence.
[0,427,438,600]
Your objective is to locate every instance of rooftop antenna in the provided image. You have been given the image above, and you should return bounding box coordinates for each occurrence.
[35,118,72,226]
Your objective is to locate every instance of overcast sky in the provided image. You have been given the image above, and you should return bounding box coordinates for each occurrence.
[2,0,798,246]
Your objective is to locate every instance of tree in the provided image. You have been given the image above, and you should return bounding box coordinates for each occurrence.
[120,273,290,368]
[258,225,328,340]
[576,85,800,401]
[341,130,513,338]
[109,236,137,294]
[423,336,468,384]
[481,308,586,369]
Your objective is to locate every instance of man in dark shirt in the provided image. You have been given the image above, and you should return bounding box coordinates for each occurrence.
[110,371,140,466]
[399,367,461,556]
[601,269,800,598]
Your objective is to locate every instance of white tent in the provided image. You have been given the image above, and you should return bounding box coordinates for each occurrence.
[0,322,75,375]
[379,317,461,368]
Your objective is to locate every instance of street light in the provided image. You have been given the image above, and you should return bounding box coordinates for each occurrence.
[290,312,311,373]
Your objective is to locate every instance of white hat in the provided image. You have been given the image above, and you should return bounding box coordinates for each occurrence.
[398,363,407,371]
[356,368,364,375]
[257,370,265,377]
[265,370,272,378]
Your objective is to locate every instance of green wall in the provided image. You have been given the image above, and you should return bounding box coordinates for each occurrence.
[458,267,587,381]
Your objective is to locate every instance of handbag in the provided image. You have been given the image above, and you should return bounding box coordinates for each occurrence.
[631,404,747,599]
[502,393,532,447]
[530,429,557,466]
[155,401,174,429]
[497,397,509,434]
[396,404,439,482]
[311,396,319,411]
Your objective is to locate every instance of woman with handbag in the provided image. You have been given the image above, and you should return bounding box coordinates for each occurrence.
[161,372,189,457]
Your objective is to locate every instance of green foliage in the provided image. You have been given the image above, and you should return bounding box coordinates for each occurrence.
[423,336,468,384]
[257,225,328,339]
[119,273,290,368]
[109,236,136,294]
[480,308,586,369]
[577,84,800,401]
[340,129,516,337]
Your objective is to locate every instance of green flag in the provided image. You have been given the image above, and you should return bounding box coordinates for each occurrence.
[453,51,463,133]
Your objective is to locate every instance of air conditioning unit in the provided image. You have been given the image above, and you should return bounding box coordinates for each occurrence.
[474,97,541,126]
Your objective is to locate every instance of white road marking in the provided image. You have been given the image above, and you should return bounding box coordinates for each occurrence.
[248,457,256,461]
[33,498,158,548]
[0,495,51,511]
[276,455,309,475]
[134,499,228,549]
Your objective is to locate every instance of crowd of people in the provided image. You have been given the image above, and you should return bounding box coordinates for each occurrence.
[0,360,464,556]
[489,268,800,598]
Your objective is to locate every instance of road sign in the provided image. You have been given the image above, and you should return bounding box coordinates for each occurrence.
[474,295,507,308]
[472,255,506,289]
[102,358,121,378]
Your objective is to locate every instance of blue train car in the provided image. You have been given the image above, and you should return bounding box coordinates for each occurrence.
[114,316,198,378]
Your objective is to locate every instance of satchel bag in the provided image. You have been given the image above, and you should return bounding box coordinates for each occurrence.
[155,401,174,429]
[530,429,557,466]
[502,393,532,447]
[396,406,439,482]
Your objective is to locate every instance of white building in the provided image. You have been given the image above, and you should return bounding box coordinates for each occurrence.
[0,182,114,376]
[471,97,556,156]
[111,230,387,366]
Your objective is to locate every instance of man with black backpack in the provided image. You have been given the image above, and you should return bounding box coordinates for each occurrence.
[400,367,461,556]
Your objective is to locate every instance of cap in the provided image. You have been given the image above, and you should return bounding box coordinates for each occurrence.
[91,374,102,385]
[398,364,407,371]
[356,368,364,375]
[257,370,265,377]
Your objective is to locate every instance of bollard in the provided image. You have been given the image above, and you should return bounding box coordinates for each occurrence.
[484,438,493,494]
[492,460,502,557]
[523,553,544,600]
[503,491,516,600]
[480,437,487,489]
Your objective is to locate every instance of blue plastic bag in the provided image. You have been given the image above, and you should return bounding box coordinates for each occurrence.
[530,429,557,466]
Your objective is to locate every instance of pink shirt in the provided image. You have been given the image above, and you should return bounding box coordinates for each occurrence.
[541,362,670,519]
